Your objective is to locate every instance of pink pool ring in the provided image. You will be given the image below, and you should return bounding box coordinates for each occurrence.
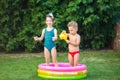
[37,62,87,80]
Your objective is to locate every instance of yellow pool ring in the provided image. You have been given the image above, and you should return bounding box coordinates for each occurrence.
[38,69,87,76]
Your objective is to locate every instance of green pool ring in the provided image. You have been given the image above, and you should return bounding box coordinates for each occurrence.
[38,74,87,80]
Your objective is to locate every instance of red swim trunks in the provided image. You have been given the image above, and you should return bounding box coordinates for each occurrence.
[68,51,80,58]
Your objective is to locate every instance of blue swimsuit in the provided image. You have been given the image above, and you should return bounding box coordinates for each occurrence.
[44,28,55,52]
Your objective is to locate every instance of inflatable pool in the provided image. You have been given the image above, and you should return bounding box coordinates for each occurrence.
[37,62,87,80]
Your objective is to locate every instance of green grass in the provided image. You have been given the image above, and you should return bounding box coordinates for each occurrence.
[0,50,120,80]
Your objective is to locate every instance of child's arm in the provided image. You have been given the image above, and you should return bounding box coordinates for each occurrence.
[52,29,57,41]
[39,29,45,40]
[67,35,80,47]
[71,35,80,46]
[34,29,45,41]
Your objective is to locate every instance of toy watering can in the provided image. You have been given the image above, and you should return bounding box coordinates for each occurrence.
[59,30,67,41]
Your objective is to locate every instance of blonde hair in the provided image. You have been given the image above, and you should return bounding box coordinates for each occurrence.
[67,21,78,31]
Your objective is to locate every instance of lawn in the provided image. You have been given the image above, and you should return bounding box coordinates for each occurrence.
[0,50,120,80]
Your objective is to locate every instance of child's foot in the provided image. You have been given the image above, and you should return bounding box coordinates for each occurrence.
[54,63,58,67]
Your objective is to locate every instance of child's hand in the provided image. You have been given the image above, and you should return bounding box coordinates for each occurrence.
[62,30,66,34]
[52,37,57,41]
[66,40,70,44]
[34,36,38,41]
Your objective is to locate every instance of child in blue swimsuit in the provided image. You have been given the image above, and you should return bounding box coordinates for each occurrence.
[34,13,58,66]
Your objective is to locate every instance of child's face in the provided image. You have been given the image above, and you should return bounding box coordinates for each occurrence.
[45,17,53,27]
[68,26,77,35]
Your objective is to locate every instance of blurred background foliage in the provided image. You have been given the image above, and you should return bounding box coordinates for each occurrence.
[0,0,120,52]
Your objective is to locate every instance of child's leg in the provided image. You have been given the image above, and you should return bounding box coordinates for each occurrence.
[44,47,50,66]
[51,47,58,66]
[74,54,79,66]
[68,54,74,66]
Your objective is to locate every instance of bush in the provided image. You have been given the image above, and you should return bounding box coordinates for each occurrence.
[0,0,120,52]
